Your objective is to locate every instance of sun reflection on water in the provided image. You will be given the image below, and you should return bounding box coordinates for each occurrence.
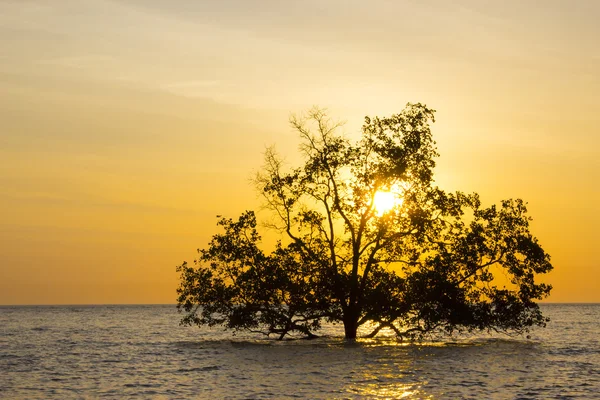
[349,382,433,399]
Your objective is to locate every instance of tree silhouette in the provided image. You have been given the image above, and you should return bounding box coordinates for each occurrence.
[177,104,552,340]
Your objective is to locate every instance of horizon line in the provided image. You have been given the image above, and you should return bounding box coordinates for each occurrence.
[1,302,599,307]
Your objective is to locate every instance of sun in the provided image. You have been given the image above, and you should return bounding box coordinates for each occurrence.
[373,190,399,216]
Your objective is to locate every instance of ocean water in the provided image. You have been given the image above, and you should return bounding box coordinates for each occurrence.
[0,304,598,399]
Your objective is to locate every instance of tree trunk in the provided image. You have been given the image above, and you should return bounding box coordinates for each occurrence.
[343,309,358,340]
[344,321,358,340]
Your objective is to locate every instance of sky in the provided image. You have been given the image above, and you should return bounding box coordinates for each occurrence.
[0,0,598,304]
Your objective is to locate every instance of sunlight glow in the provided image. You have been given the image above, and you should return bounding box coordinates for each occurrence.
[373,190,402,216]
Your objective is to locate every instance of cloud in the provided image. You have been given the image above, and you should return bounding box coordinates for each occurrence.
[36,54,117,70]
[160,80,222,98]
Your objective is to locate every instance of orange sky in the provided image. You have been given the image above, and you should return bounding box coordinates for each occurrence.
[1,0,598,304]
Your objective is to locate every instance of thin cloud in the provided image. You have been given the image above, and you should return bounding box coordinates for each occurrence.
[36,55,116,70]
[161,80,222,98]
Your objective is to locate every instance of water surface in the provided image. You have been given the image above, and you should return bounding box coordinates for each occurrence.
[1,304,598,398]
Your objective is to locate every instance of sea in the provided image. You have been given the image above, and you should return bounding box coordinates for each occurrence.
[0,304,598,399]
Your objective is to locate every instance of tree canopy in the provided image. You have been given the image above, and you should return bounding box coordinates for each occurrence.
[176,103,552,340]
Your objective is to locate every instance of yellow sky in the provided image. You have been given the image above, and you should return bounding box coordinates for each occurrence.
[1,0,598,304]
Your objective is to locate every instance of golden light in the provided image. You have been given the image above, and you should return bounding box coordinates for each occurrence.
[373,190,400,216]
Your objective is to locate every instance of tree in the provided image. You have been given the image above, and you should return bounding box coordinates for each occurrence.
[177,104,552,340]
